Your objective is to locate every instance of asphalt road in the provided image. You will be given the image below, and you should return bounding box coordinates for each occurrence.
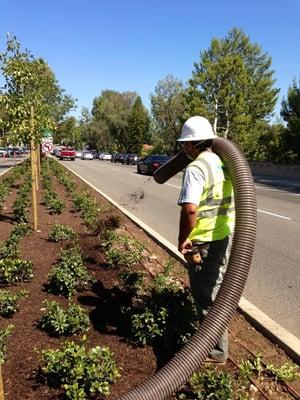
[2,156,299,338]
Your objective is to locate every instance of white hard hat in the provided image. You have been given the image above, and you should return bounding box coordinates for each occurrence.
[177,116,215,141]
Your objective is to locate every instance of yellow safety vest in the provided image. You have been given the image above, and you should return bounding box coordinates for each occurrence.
[188,151,235,242]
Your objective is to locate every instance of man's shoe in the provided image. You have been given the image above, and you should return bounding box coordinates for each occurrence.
[204,357,227,366]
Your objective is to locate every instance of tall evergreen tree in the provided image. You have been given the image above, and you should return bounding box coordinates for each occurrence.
[281,78,300,162]
[127,96,150,153]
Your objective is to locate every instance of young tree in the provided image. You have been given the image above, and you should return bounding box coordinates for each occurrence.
[189,28,279,150]
[0,34,75,145]
[281,78,300,162]
[127,96,150,153]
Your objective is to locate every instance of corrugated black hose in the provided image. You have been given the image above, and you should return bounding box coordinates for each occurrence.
[120,137,257,400]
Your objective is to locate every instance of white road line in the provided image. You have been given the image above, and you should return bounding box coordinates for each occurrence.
[165,182,181,189]
[257,209,291,220]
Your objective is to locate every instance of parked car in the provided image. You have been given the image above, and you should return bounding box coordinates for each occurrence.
[90,150,98,159]
[137,154,169,175]
[111,153,119,162]
[99,152,112,161]
[81,151,94,160]
[59,147,75,161]
[6,147,23,157]
[75,150,83,158]
[0,147,8,157]
[122,153,140,165]
[111,153,126,163]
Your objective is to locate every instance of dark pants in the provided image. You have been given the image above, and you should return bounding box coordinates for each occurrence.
[187,235,232,361]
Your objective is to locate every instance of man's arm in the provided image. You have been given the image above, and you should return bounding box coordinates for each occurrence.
[178,203,198,254]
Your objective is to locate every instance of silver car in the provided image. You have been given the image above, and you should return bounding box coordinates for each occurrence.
[81,151,93,160]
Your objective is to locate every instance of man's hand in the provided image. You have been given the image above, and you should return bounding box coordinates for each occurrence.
[178,238,193,254]
[178,203,197,255]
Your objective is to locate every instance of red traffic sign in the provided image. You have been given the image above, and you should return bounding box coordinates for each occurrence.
[42,142,53,153]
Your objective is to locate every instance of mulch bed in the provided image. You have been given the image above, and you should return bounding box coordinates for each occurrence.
[0,160,299,400]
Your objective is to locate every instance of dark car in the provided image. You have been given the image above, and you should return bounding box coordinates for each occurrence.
[122,153,140,165]
[6,147,23,157]
[137,154,169,175]
[111,153,126,163]
[90,150,98,159]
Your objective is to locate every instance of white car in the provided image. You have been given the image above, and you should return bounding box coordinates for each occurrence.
[75,150,83,158]
[0,147,8,157]
[99,152,112,161]
[81,151,93,160]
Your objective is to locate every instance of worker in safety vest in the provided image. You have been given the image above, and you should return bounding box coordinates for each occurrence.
[177,116,235,365]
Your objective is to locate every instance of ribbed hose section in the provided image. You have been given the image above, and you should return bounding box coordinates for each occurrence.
[120,138,257,400]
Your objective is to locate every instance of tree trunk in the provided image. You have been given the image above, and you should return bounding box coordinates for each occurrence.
[213,98,218,134]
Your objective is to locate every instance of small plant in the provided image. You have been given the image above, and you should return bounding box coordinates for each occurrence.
[48,224,77,242]
[0,258,33,284]
[72,191,90,212]
[47,246,93,297]
[119,270,145,295]
[99,229,119,250]
[47,198,65,214]
[39,336,120,400]
[0,222,31,259]
[189,368,233,400]
[239,354,265,381]
[0,289,28,317]
[152,258,180,293]
[40,300,89,335]
[11,222,31,237]
[0,235,20,259]
[105,235,144,269]
[131,307,168,346]
[0,325,14,364]
[267,363,299,382]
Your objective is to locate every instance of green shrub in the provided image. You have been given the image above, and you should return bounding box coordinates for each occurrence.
[72,191,91,212]
[48,247,93,297]
[131,307,168,346]
[40,336,120,400]
[239,355,299,383]
[98,229,118,250]
[189,368,233,400]
[0,258,33,284]
[40,300,89,335]
[48,224,77,242]
[12,196,29,222]
[267,363,299,382]
[105,235,144,269]
[0,289,28,317]
[0,235,20,259]
[0,223,31,259]
[11,222,31,237]
[47,198,65,214]
[119,270,145,295]
[0,325,14,364]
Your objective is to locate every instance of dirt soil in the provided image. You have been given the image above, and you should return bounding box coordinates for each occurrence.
[0,160,299,400]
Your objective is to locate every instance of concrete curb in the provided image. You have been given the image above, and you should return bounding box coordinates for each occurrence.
[56,164,300,365]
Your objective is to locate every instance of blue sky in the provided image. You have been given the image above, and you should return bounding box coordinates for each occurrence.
[1,0,299,120]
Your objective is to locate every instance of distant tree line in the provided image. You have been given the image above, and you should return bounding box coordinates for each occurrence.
[0,29,299,163]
